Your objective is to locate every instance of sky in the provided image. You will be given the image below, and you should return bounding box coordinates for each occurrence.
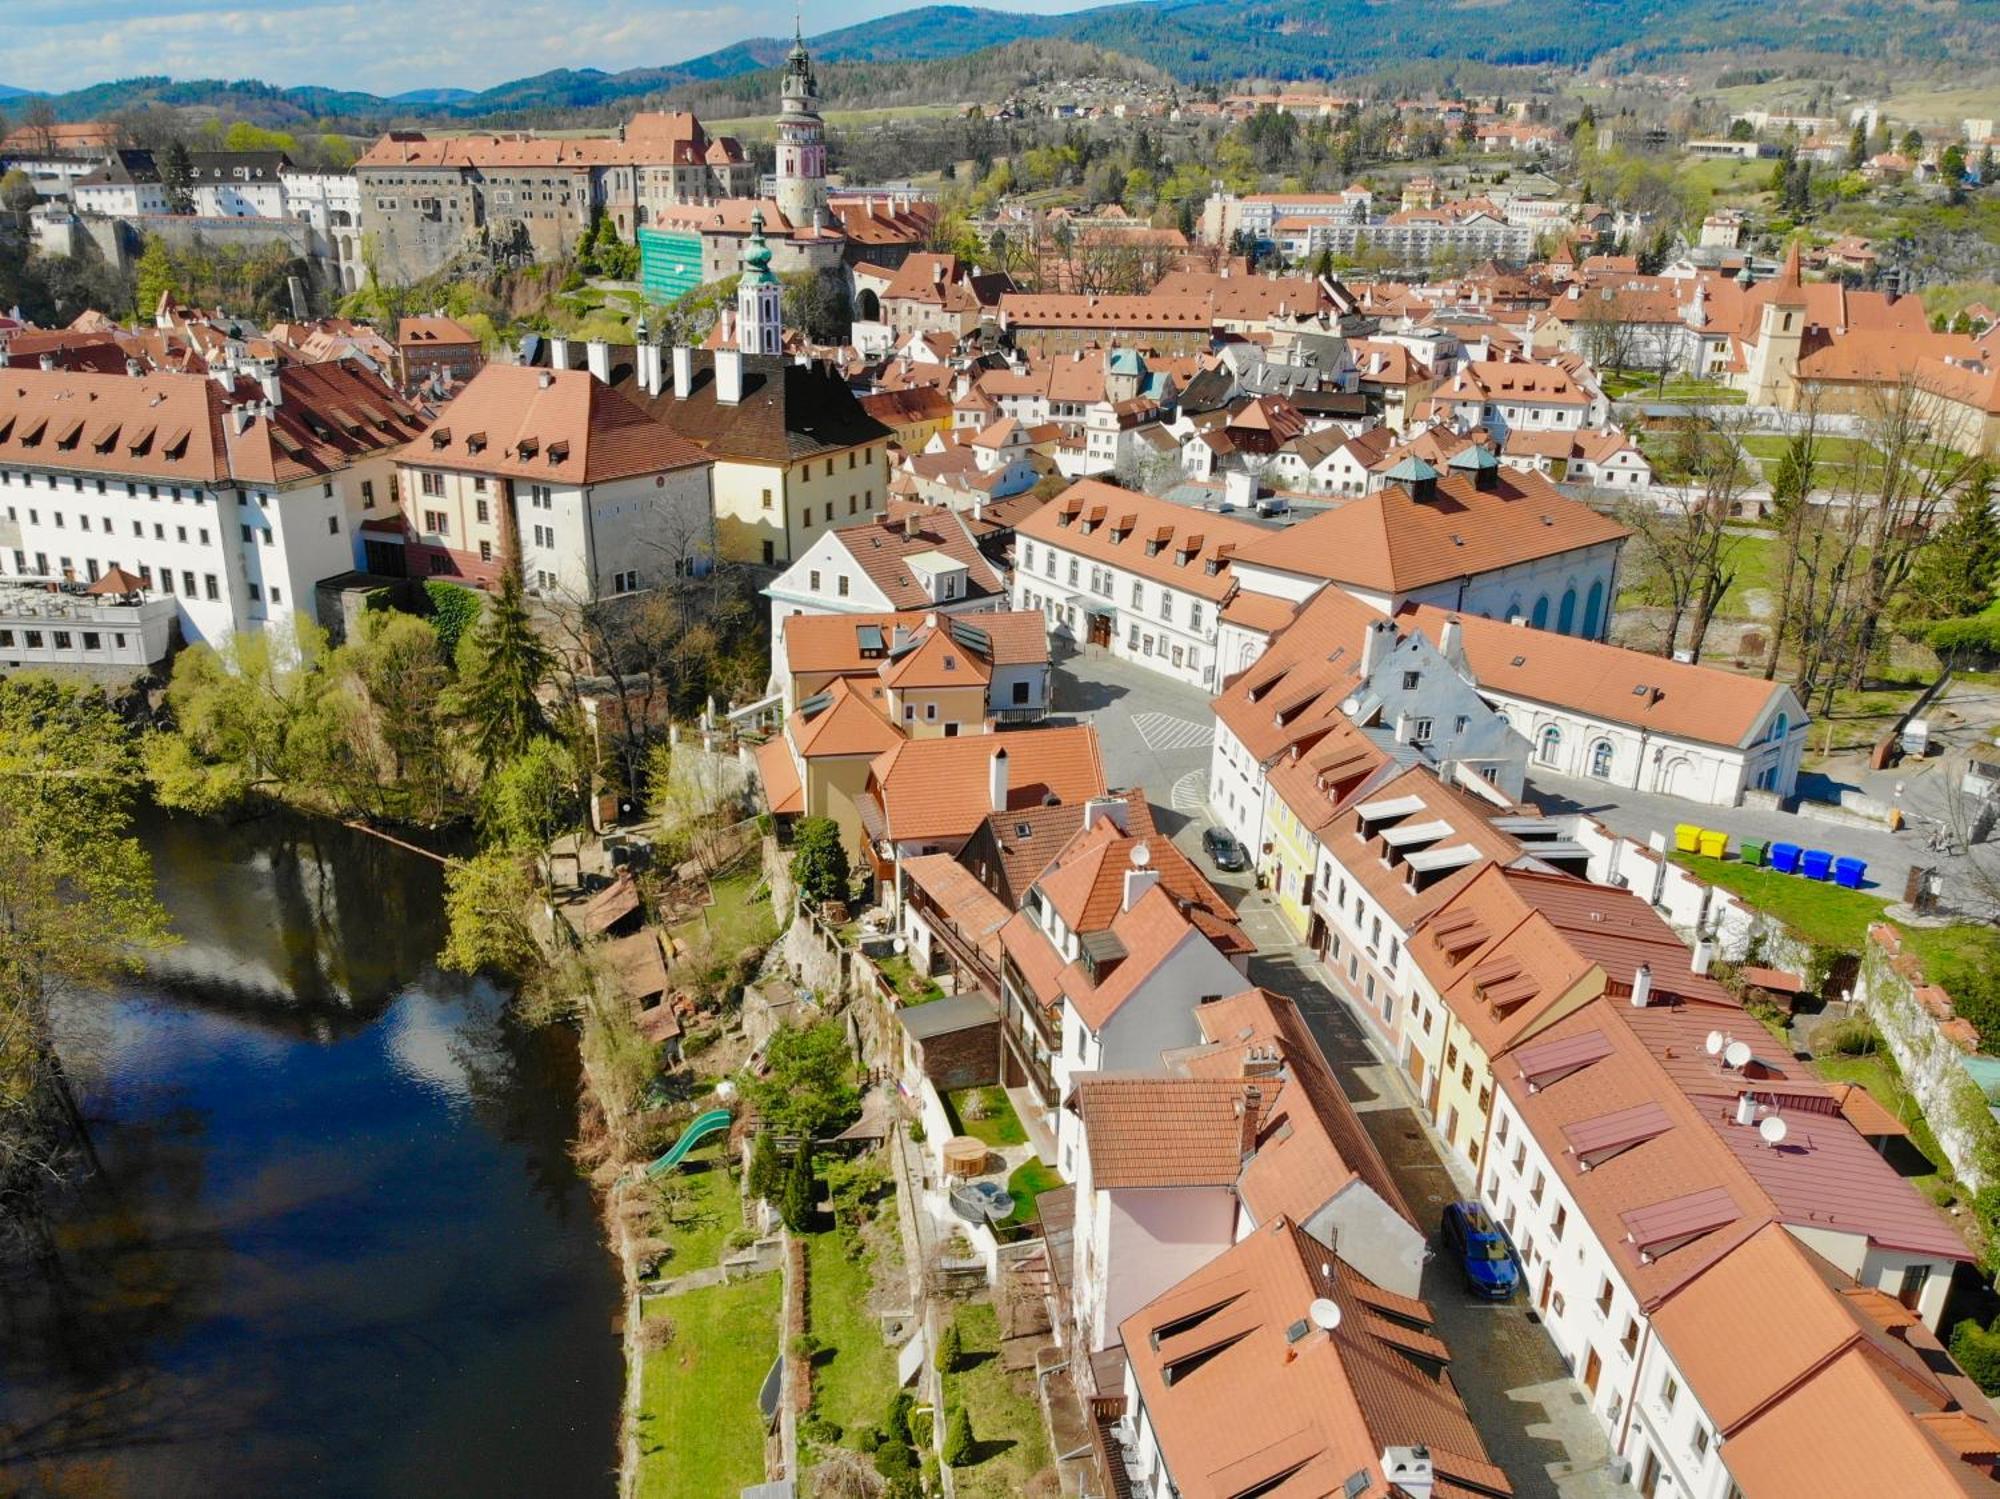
[5,0,1088,97]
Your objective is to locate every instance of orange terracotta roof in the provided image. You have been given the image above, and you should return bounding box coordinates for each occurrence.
[830,512,1004,609]
[754,735,804,815]
[1399,604,1794,748]
[1232,467,1628,594]
[1072,1074,1261,1187]
[784,609,1047,677]
[868,726,1105,844]
[409,365,709,484]
[1120,1217,1509,1499]
[787,677,901,759]
[1017,479,1265,603]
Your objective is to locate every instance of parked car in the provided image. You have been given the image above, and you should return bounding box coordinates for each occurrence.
[1202,826,1247,872]
[1439,1201,1518,1299]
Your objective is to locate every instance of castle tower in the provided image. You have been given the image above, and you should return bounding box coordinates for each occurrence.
[738,209,783,357]
[774,23,828,230]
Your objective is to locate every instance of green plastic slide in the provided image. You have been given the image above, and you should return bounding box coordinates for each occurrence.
[643,1108,733,1178]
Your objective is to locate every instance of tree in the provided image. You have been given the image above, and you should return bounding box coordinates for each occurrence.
[0,169,36,216]
[1618,407,1754,661]
[1941,144,1969,185]
[1904,463,1999,622]
[783,268,853,344]
[133,234,179,319]
[1761,412,1821,679]
[748,1130,783,1201]
[456,565,553,771]
[942,1406,975,1467]
[936,1318,963,1374]
[781,1141,816,1232]
[161,139,196,215]
[1848,123,1867,169]
[1952,1318,2000,1396]
[481,736,582,893]
[145,618,327,813]
[424,580,483,658]
[0,675,171,1246]
[439,849,542,976]
[1901,128,1925,159]
[791,816,852,908]
[748,1019,860,1140]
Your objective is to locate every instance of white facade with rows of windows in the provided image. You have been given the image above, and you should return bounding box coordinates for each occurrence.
[1013,535,1225,692]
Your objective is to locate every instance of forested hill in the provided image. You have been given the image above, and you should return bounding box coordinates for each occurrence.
[10,0,2000,125]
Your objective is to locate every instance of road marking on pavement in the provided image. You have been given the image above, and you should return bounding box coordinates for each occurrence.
[1170,769,1208,815]
[1131,712,1213,752]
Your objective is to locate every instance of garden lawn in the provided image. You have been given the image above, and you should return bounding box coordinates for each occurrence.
[875,950,945,1004]
[944,1087,1027,1148]
[675,855,778,958]
[634,1272,782,1499]
[1002,1158,1062,1229]
[1812,1049,1948,1192]
[648,1140,742,1277]
[806,1227,899,1446]
[1740,433,1887,489]
[941,1300,1052,1499]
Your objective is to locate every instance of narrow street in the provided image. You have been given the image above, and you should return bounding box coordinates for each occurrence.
[1242,896,1637,1499]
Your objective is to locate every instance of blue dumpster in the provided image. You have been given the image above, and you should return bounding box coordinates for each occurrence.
[1834,857,1867,890]
[1770,841,1803,874]
[1801,849,1834,881]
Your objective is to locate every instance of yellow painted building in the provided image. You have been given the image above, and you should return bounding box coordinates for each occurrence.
[1261,786,1321,943]
[712,445,889,566]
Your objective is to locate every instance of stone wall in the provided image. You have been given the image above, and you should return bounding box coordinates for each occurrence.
[1855,927,2000,1191]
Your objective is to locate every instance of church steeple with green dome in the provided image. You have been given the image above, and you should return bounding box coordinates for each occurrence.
[737,207,783,355]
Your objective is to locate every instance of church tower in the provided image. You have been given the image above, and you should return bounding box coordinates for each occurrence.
[738,209,783,357]
[1743,239,1807,407]
[774,23,828,230]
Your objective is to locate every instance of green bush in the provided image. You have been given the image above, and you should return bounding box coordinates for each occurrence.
[884,1389,914,1447]
[874,1437,917,1478]
[857,1425,882,1453]
[748,1131,782,1202]
[936,1318,962,1375]
[799,1411,842,1445]
[1928,613,2000,661]
[782,1142,816,1232]
[422,580,483,660]
[1953,1319,2000,1395]
[791,816,852,907]
[1817,1016,1880,1056]
[942,1406,975,1467]
[920,1454,940,1498]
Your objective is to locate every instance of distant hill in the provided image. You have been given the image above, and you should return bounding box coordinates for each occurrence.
[0,86,40,101]
[18,0,2000,125]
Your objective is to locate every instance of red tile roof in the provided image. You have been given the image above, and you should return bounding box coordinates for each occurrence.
[409,365,709,484]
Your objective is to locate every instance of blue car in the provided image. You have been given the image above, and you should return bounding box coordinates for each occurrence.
[1439,1201,1519,1299]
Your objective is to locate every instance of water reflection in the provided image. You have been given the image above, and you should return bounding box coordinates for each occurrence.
[0,812,621,1499]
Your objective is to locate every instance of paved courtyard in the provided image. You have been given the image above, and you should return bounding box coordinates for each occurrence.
[1047,644,1216,831]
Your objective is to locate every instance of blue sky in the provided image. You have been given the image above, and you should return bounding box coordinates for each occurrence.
[6,0,1085,96]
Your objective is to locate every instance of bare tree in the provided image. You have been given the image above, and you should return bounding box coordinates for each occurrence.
[1617,406,1753,660]
[1761,394,1822,679]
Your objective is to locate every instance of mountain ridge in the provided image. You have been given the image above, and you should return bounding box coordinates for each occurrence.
[8,0,1998,126]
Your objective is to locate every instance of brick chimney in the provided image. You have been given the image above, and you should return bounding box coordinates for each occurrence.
[1237,1085,1263,1157]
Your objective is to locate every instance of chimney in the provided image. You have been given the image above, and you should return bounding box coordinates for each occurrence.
[230,404,253,436]
[1438,614,1463,666]
[261,368,282,407]
[126,357,144,378]
[586,339,610,384]
[1122,845,1159,911]
[38,353,55,372]
[1735,1091,1759,1127]
[988,747,1009,812]
[1081,795,1130,835]
[1630,963,1653,1008]
[716,348,743,405]
[1237,1085,1263,1157]
[902,512,921,540]
[538,370,555,390]
[1381,1447,1434,1499]
[1360,618,1395,679]
[550,339,571,372]
[672,345,692,400]
[1691,938,1715,976]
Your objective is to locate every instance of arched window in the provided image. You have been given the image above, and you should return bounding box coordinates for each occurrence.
[1507,596,1525,624]
[1557,586,1578,635]
[1590,739,1614,778]
[1770,712,1789,743]
[1582,579,1605,639]
[1538,724,1563,766]
[1530,596,1550,630]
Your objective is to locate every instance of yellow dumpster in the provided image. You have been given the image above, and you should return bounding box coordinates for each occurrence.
[1675,823,1701,853]
[1698,829,1728,859]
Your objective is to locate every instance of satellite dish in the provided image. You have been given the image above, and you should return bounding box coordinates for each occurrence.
[892,936,907,955]
[1758,1114,1789,1146]
[1308,1297,1342,1332]
[1704,1030,1725,1056]
[1724,1040,1754,1070]
[1130,842,1152,867]
[715,1079,738,1103]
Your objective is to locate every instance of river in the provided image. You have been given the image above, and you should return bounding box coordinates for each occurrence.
[0,811,624,1499]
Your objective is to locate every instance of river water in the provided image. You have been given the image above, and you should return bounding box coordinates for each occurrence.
[0,812,623,1499]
